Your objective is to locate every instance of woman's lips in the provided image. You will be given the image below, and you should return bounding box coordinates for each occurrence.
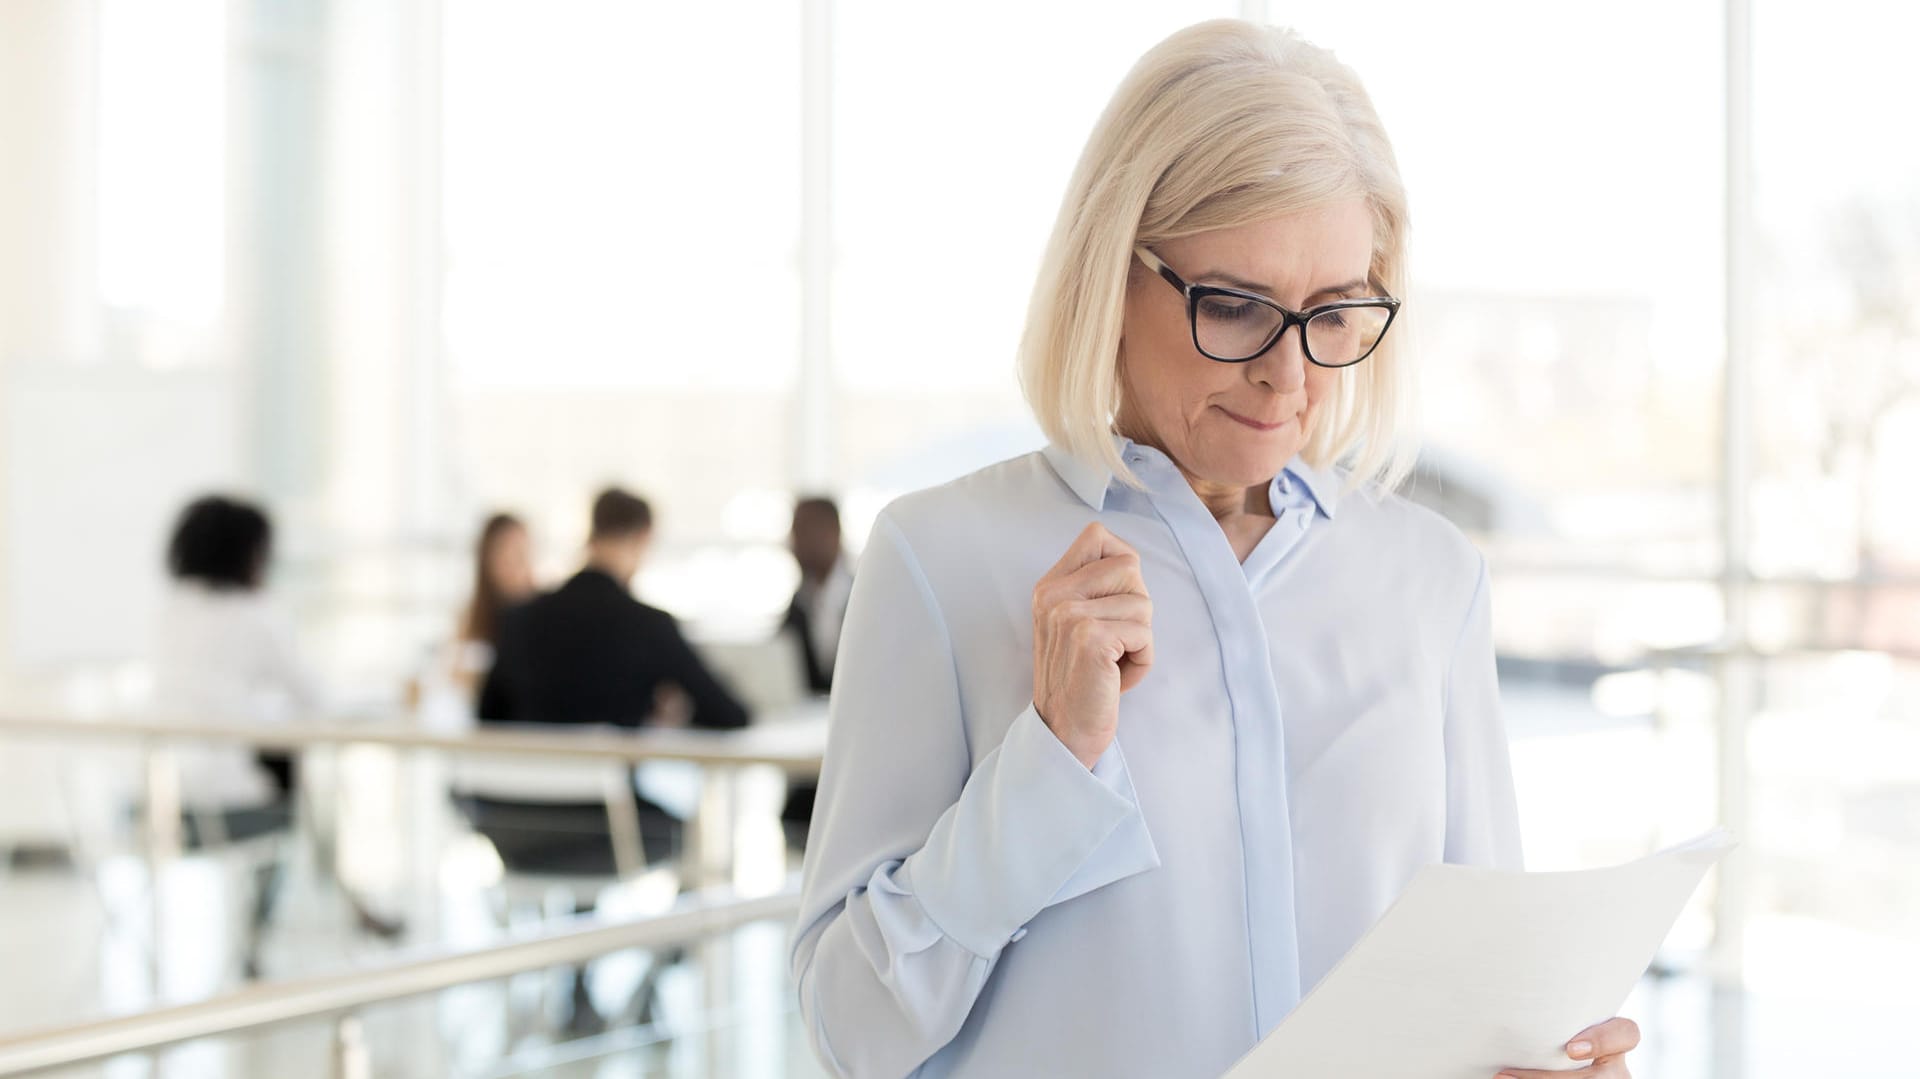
[1217,406,1293,432]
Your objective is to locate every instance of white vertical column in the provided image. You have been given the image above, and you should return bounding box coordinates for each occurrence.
[313,0,450,680]
[0,0,100,688]
[1714,0,1755,993]
[397,0,447,540]
[234,0,327,505]
[0,1,99,365]
[797,0,834,492]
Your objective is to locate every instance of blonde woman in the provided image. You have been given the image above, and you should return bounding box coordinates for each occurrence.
[791,20,1639,1079]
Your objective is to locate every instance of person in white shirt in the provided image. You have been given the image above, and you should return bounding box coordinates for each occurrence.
[790,20,1641,1079]
[152,496,323,818]
[152,495,401,945]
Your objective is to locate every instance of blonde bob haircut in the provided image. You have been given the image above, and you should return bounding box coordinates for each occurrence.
[1018,19,1417,494]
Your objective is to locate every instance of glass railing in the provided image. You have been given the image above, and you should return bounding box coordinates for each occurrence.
[0,711,825,1077]
[0,886,808,1078]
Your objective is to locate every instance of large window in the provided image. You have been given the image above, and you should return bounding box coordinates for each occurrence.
[442,1,803,627]
[1741,0,1920,1011]
[1287,1,1727,573]
[97,0,227,366]
[1751,0,1920,587]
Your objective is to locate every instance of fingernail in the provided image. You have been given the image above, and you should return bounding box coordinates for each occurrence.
[1569,1040,1594,1058]
[1495,1073,1518,1079]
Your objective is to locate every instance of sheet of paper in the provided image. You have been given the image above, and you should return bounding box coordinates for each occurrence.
[1224,830,1734,1078]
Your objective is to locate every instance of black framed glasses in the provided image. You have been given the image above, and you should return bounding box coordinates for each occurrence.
[1134,246,1400,368]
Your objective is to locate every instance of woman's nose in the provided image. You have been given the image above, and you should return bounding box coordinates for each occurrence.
[1249,323,1309,393]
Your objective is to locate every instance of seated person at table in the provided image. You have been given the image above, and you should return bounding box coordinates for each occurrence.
[469,487,750,873]
[153,495,402,945]
[778,495,853,846]
[451,511,538,698]
[781,496,853,695]
[410,511,537,729]
[153,495,323,840]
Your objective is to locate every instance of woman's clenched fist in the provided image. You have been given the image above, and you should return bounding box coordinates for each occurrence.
[1031,522,1154,768]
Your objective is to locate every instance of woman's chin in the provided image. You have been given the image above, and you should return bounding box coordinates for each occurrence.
[1191,444,1299,489]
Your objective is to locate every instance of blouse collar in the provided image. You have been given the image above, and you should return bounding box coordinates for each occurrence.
[1041,435,1342,520]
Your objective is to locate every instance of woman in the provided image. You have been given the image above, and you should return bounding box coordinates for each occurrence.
[153,494,323,817]
[156,495,404,945]
[451,512,537,698]
[790,21,1639,1079]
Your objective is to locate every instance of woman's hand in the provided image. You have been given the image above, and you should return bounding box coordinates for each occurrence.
[1031,522,1154,768]
[1495,1017,1640,1079]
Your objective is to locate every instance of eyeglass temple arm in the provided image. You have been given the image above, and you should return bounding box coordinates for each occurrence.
[1132,246,1189,294]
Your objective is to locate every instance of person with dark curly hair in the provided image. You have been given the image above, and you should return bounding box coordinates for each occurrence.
[154,494,321,812]
[152,494,402,948]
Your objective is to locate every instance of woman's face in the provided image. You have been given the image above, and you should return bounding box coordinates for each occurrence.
[1118,200,1375,492]
[487,524,535,601]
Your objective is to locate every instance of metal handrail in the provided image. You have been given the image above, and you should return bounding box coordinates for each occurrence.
[0,880,802,1076]
[0,708,828,776]
[1639,642,1920,667]
[1483,561,1920,589]
[0,706,826,894]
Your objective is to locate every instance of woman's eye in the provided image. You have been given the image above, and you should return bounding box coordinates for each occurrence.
[1197,297,1258,321]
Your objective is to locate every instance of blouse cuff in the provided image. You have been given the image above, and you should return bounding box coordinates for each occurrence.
[908,704,1161,958]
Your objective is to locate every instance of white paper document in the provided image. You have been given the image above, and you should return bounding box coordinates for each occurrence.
[1224,830,1734,1078]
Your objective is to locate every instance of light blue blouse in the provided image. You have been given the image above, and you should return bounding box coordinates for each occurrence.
[790,437,1522,1078]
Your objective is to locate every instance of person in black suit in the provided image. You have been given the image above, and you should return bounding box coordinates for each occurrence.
[778,496,852,848]
[780,496,852,695]
[469,487,749,873]
[479,490,748,734]
[469,488,746,1032]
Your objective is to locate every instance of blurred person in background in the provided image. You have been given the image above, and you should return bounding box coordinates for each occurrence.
[477,487,749,736]
[790,20,1640,1079]
[469,487,750,870]
[784,496,854,695]
[153,494,400,949]
[466,486,751,1033]
[780,495,853,848]
[411,512,537,731]
[154,495,321,828]
[449,512,537,700]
